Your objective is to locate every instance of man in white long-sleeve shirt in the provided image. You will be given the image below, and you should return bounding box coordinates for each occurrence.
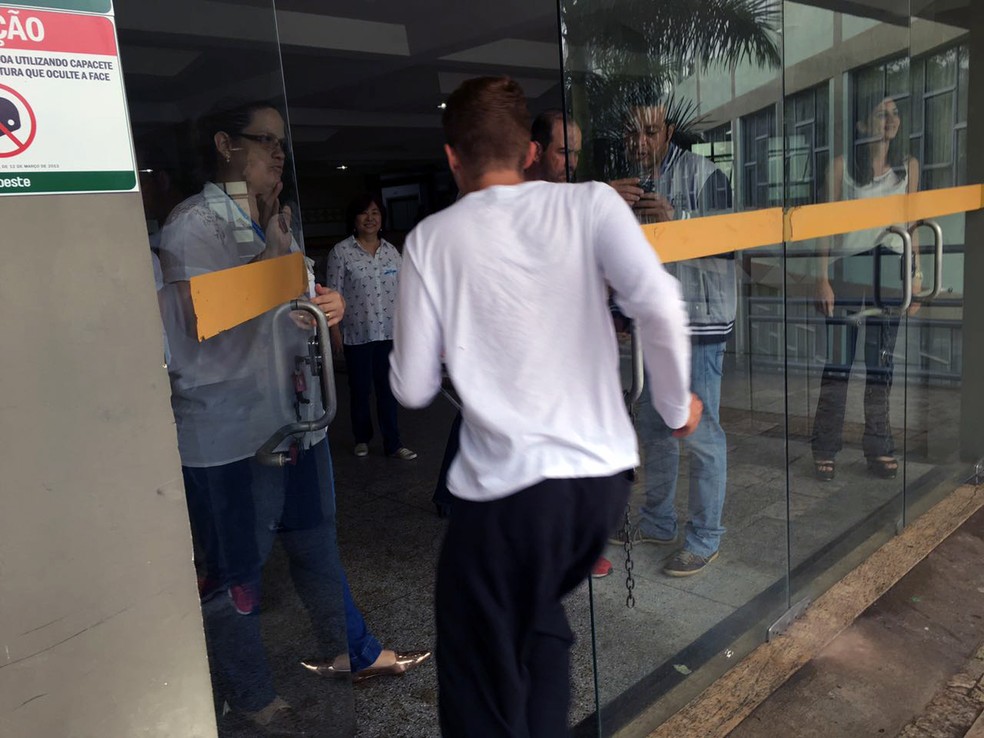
[389,76,700,737]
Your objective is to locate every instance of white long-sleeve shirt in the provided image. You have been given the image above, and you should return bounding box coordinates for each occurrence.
[390,180,691,502]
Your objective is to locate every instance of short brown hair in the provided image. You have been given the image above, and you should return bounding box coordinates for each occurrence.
[442,76,531,177]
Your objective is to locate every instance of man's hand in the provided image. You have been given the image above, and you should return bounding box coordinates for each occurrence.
[609,178,644,206]
[608,179,674,222]
[671,393,704,438]
[632,193,674,222]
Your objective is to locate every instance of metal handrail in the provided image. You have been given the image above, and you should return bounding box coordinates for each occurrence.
[890,224,915,314]
[908,219,944,301]
[256,299,336,467]
[626,321,645,406]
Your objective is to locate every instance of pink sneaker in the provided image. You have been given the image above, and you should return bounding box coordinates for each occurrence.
[591,556,613,579]
[229,583,260,615]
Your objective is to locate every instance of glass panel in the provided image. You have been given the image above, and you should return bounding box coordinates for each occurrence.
[115,2,355,735]
[273,1,570,736]
[926,46,958,92]
[924,92,955,168]
[912,57,926,134]
[560,0,787,733]
[785,1,910,606]
[958,46,970,123]
[903,2,979,524]
[957,128,967,185]
[923,165,955,190]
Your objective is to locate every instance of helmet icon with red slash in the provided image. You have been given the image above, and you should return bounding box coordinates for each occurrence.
[0,96,21,138]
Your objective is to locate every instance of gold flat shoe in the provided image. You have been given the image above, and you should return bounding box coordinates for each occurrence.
[352,650,431,684]
[300,658,350,678]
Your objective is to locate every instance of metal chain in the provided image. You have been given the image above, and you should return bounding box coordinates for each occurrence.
[621,501,635,608]
[620,328,641,609]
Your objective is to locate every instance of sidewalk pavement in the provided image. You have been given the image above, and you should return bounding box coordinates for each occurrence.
[729,505,984,738]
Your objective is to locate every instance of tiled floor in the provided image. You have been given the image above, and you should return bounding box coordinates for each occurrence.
[216,354,968,737]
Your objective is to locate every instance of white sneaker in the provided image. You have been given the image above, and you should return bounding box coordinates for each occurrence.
[354,443,369,457]
[389,447,418,460]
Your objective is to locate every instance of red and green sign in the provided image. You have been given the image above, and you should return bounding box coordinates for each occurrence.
[1,1,111,14]
[0,2,135,195]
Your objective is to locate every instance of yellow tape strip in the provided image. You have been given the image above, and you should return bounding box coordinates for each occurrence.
[651,184,984,262]
[785,195,907,243]
[907,184,984,221]
[644,208,784,262]
[785,185,984,243]
[190,252,306,341]
[187,185,984,335]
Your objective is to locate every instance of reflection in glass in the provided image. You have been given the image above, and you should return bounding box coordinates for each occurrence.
[560,1,786,734]
[118,0,436,721]
[787,12,912,597]
[156,101,360,735]
[904,4,974,522]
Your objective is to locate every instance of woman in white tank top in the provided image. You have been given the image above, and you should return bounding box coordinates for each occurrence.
[811,95,922,482]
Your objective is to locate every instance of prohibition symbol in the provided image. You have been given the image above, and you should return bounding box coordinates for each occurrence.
[0,83,37,159]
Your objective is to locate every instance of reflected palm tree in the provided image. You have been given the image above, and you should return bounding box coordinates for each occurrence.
[563,0,780,173]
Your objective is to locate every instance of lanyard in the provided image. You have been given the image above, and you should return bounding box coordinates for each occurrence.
[232,199,266,243]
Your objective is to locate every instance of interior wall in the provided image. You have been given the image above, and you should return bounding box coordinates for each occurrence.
[0,193,215,738]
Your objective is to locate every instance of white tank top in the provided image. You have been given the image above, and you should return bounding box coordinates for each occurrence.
[833,165,909,259]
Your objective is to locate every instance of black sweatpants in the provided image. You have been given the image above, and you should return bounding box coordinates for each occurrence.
[435,471,631,737]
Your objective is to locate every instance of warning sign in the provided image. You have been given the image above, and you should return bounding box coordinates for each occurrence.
[0,3,135,195]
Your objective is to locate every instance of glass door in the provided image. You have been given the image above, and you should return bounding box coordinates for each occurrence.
[564,0,984,735]
[114,3,356,735]
[559,2,791,734]
[784,1,911,603]
[903,0,978,522]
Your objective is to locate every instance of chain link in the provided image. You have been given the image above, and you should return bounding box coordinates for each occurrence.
[620,394,639,608]
[621,502,635,608]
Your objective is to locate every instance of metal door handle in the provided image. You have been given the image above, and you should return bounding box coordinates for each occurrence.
[908,219,944,301]
[626,321,644,408]
[256,299,337,467]
[887,225,913,313]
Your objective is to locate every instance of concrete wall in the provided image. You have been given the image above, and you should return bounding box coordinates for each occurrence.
[0,193,216,737]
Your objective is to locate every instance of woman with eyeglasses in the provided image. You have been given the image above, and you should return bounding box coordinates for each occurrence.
[811,93,921,483]
[156,101,429,735]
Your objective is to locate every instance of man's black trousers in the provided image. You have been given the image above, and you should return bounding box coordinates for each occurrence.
[435,471,631,737]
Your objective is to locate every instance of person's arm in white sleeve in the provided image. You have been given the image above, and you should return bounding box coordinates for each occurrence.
[390,240,443,408]
[593,186,692,430]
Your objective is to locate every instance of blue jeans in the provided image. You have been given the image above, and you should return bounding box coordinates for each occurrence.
[637,341,727,559]
[185,439,382,712]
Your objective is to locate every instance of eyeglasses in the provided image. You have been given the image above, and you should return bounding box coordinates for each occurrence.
[237,132,290,155]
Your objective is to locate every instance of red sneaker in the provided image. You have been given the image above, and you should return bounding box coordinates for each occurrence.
[229,583,260,615]
[591,556,613,579]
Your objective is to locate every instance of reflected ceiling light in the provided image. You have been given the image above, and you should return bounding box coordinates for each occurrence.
[438,102,447,110]
[337,165,348,170]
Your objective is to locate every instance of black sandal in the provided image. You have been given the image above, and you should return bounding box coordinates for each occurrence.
[867,456,899,480]
[814,459,835,482]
